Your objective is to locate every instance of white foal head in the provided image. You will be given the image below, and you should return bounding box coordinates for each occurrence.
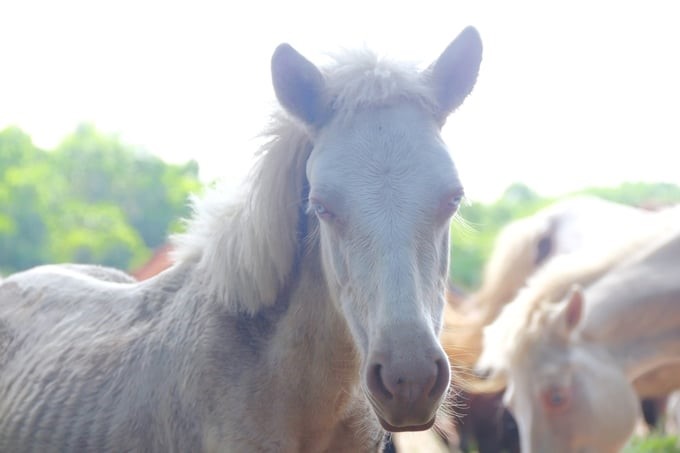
[271,27,483,430]
[502,290,638,452]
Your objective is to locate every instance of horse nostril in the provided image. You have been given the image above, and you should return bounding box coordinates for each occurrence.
[429,359,450,399]
[367,363,393,400]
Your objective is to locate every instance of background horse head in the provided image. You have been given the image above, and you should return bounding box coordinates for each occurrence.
[477,210,680,452]
[438,197,668,452]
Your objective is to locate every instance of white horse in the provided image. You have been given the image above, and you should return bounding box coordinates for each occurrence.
[477,215,680,452]
[444,195,655,369]
[0,27,483,452]
[435,196,657,452]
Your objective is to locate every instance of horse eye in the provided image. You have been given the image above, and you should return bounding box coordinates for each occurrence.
[550,392,564,405]
[309,200,334,220]
[441,189,464,217]
[449,193,464,208]
[542,386,571,412]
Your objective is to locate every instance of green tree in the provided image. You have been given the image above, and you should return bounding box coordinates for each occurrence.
[47,201,149,269]
[0,165,52,271]
[0,130,58,271]
[54,124,201,248]
[0,125,201,274]
[0,127,41,175]
[581,182,680,209]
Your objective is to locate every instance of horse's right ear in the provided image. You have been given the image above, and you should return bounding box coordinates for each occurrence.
[563,285,584,332]
[271,44,328,126]
[427,26,483,121]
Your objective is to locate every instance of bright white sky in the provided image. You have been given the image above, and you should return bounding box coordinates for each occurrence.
[1,0,678,202]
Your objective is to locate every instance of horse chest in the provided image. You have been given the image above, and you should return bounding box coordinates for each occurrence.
[209,307,381,451]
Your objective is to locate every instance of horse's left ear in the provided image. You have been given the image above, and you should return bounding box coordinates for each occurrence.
[427,26,483,120]
[271,43,328,126]
[563,285,584,331]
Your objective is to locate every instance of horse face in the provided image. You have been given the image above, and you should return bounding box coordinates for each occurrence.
[306,104,460,431]
[504,335,638,452]
[271,26,482,432]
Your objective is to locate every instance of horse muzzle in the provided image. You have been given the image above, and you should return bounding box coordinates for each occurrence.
[365,348,450,432]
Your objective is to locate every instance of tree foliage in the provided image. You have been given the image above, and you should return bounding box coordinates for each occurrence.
[0,125,201,274]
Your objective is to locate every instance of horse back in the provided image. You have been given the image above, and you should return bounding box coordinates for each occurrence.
[0,264,203,452]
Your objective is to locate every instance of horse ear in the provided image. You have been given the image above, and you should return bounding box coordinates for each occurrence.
[427,26,483,120]
[563,285,584,331]
[271,43,328,126]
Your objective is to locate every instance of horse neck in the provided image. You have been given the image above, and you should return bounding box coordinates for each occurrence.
[178,238,370,449]
[581,318,680,384]
[579,232,680,380]
[257,240,373,447]
[278,235,364,385]
[282,241,357,367]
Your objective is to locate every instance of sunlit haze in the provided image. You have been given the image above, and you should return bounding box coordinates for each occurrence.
[1,0,678,202]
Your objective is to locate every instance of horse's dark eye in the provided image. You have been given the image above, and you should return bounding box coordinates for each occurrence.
[441,189,464,218]
[449,193,464,209]
[309,200,334,220]
[536,235,552,265]
[550,392,564,405]
[541,386,571,413]
[314,204,328,216]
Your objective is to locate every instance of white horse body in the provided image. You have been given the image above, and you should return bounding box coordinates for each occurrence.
[438,197,663,451]
[0,27,483,452]
[478,218,680,452]
[581,229,680,380]
[455,196,653,321]
[444,196,656,369]
[538,196,655,257]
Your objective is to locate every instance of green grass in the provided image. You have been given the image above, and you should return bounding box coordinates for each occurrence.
[623,435,680,453]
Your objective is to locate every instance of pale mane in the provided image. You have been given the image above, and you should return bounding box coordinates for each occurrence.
[172,49,443,314]
[471,212,552,322]
[478,206,679,375]
[439,214,552,371]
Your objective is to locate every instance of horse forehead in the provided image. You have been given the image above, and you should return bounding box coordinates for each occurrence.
[310,105,458,194]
